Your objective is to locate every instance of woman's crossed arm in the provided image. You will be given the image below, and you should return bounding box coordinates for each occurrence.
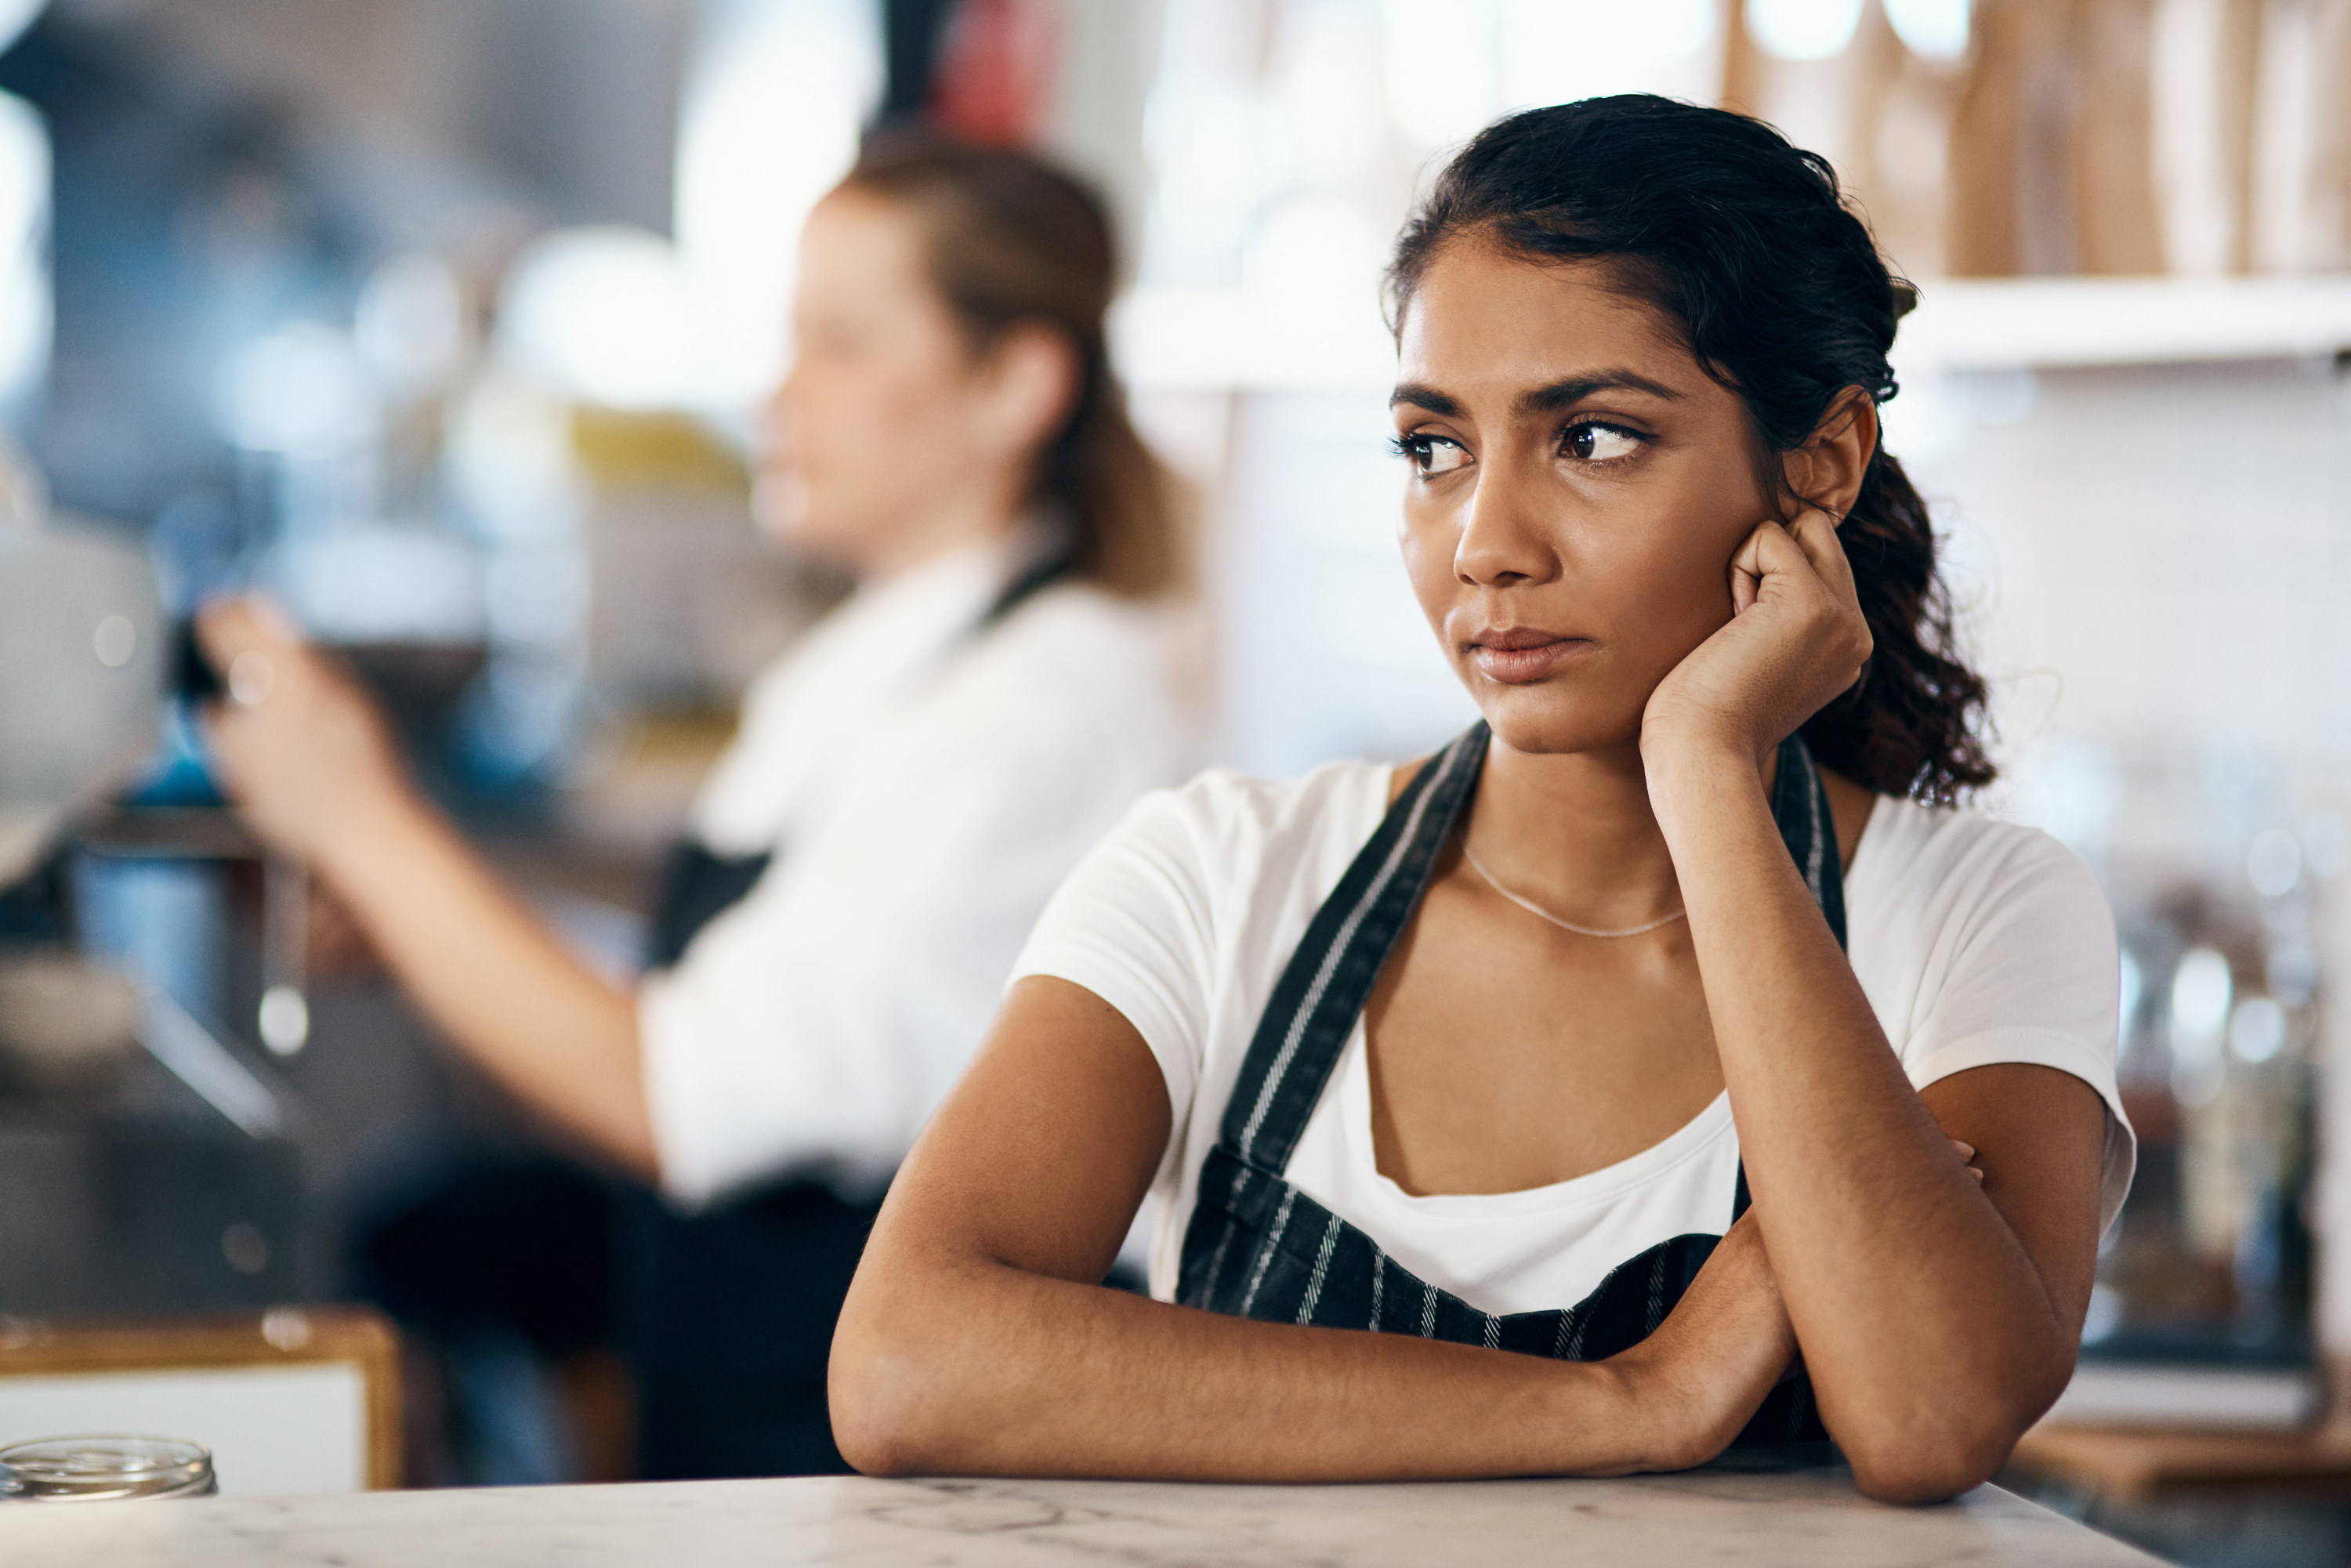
[830,976,1798,1481]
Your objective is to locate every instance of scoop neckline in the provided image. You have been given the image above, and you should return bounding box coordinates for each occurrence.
[1327,766,1896,1216]
[1333,1019,1740,1217]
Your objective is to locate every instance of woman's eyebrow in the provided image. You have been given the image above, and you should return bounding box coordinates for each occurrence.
[1387,371,1685,419]
[1389,382,1461,416]
[1516,371,1684,415]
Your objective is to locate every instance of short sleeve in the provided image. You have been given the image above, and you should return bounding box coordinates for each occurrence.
[638,606,1189,1210]
[1009,784,1221,1167]
[1889,826,2137,1234]
[639,730,1108,1207]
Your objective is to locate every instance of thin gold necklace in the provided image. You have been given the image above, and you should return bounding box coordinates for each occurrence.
[1458,838,1689,940]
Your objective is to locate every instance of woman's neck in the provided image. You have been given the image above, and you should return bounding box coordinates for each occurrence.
[1462,736,1731,929]
[854,482,1029,587]
[1466,736,1871,918]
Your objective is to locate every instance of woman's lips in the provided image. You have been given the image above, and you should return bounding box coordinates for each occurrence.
[1467,631,1594,684]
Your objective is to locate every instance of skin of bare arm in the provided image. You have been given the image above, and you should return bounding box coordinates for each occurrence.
[1639,507,2103,1503]
[830,975,1804,1480]
[190,188,1081,1182]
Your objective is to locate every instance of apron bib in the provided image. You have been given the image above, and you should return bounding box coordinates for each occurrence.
[1176,722,1844,1448]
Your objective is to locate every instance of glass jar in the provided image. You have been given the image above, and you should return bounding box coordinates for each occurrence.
[0,1436,216,1500]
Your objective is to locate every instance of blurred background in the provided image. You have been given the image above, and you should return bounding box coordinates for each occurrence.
[4,0,2351,1557]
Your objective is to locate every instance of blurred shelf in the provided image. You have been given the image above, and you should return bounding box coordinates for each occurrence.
[1904,277,2351,371]
[2013,1424,2351,1498]
[1112,288,1393,392]
[1112,277,2351,391]
[2049,1361,2322,1430]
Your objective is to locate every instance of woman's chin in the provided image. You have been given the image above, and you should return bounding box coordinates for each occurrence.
[1472,683,1644,759]
[768,506,869,576]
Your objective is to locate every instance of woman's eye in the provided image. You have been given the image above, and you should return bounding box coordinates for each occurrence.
[1564,422,1644,462]
[1392,434,1471,476]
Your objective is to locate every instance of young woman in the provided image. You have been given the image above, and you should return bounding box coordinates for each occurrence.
[828,98,2132,1504]
[197,136,1193,1477]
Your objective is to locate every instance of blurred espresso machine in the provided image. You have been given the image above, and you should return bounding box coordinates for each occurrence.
[0,456,304,1316]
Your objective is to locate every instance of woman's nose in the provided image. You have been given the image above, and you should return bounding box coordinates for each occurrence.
[1452,459,1557,587]
[761,375,798,454]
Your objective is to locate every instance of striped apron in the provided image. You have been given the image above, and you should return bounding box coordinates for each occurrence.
[1175,721,1843,1447]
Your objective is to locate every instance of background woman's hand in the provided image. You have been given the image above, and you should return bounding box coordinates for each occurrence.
[195,597,411,867]
[1639,507,1871,770]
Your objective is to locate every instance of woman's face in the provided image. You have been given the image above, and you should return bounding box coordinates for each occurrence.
[1393,240,1777,757]
[760,189,1005,574]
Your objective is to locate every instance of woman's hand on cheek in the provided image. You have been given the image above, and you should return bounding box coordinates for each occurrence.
[194,598,414,867]
[1638,506,1871,775]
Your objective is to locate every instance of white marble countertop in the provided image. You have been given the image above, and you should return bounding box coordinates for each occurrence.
[0,1449,2162,1566]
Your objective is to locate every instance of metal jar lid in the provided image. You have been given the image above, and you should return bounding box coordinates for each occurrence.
[0,1436,216,1501]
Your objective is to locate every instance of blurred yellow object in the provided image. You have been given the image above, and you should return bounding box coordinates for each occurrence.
[569,407,747,497]
[564,705,741,854]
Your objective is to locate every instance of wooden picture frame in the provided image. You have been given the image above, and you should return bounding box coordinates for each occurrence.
[0,1305,402,1490]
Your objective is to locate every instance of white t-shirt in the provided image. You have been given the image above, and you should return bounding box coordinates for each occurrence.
[638,537,1194,1208]
[1011,759,2136,1317]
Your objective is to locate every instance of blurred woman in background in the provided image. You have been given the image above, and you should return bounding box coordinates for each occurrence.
[197,134,1194,1479]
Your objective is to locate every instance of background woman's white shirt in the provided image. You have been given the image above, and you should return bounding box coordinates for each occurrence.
[639,537,1194,1208]
[1011,760,2136,1316]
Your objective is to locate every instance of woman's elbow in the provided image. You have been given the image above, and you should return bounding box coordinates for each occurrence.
[1835,1345,2071,1504]
[1839,1403,2038,1505]
[1844,1436,2005,1506]
[828,1301,960,1476]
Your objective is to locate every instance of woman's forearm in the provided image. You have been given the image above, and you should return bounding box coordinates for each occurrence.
[1645,741,2072,1497]
[837,1263,1636,1480]
[311,782,658,1179]
[835,978,1801,1483]
[835,1190,1796,1482]
[838,1264,1748,1482]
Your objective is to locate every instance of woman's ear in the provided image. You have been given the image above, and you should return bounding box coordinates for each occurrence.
[975,322,1080,465]
[1779,386,1878,524]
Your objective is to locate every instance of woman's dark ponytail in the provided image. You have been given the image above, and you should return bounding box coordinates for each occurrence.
[1809,451,1993,799]
[1389,96,1994,803]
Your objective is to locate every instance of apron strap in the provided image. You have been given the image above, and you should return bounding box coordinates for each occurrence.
[1219,721,1851,1190]
[645,844,773,969]
[1770,728,1848,950]
[1217,722,1491,1170]
[974,527,1079,634]
[649,541,1077,969]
